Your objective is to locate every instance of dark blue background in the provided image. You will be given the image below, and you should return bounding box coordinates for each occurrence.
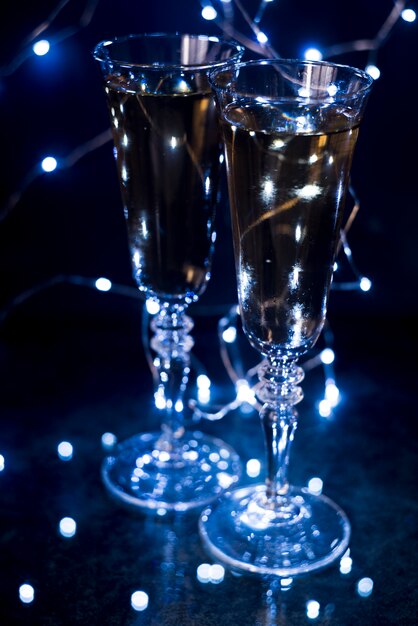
[0,2,417,625]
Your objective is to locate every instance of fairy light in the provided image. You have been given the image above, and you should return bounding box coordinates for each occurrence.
[146,299,160,315]
[257,31,269,44]
[365,64,381,79]
[41,156,58,173]
[357,577,374,598]
[59,517,77,538]
[360,277,372,292]
[0,0,412,435]
[57,441,73,461]
[306,600,320,620]
[131,590,149,611]
[33,39,50,56]
[320,348,335,365]
[19,584,35,604]
[304,47,323,61]
[201,5,217,20]
[95,277,112,292]
[401,8,416,22]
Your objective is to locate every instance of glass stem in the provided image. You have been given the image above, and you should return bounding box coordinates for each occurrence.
[257,356,304,502]
[150,303,194,453]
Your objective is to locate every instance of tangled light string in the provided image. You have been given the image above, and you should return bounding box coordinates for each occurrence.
[199,0,415,292]
[0,0,416,420]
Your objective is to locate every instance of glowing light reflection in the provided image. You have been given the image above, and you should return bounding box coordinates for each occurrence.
[0,454,4,471]
[297,184,321,200]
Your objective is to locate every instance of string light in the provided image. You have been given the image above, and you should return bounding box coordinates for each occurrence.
[303,47,323,61]
[0,0,413,431]
[33,40,50,56]
[41,156,58,173]
[401,8,416,22]
[365,64,381,80]
[0,0,100,78]
[131,590,149,611]
[201,5,217,21]
[19,583,35,604]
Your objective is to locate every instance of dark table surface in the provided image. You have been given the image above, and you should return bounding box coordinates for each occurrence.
[0,287,416,626]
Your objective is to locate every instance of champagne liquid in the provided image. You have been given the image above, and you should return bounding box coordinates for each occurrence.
[106,78,222,301]
[222,102,359,356]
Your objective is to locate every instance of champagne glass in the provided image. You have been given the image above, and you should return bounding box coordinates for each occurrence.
[93,34,243,511]
[199,59,373,573]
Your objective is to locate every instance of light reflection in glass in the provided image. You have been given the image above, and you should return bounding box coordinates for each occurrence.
[261,177,275,202]
[297,184,321,200]
[57,441,73,461]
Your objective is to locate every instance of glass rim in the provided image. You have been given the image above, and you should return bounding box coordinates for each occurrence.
[209,57,374,102]
[93,33,245,71]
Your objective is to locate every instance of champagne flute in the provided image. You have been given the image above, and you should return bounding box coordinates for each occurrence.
[199,59,373,573]
[93,34,243,512]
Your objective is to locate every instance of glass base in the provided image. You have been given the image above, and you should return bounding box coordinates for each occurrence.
[199,484,350,576]
[102,430,242,512]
